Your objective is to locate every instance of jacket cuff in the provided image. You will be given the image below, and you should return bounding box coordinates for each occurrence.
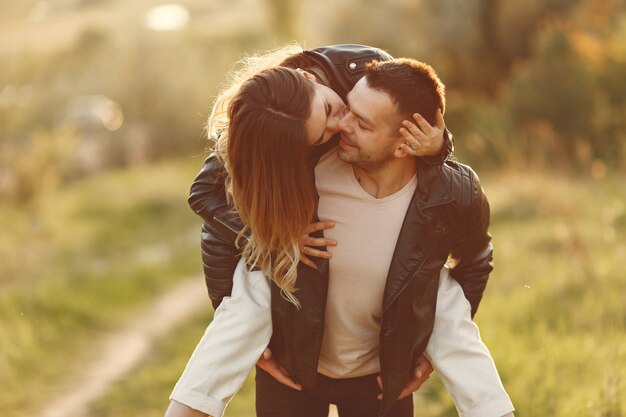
[462,397,515,417]
[420,128,454,166]
[170,383,227,417]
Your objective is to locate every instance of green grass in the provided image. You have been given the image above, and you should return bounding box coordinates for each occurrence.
[6,168,626,417]
[88,310,257,417]
[466,173,626,417]
[83,172,626,417]
[0,157,207,417]
[88,310,214,417]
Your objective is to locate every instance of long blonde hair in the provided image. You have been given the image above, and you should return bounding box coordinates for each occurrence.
[207,45,316,307]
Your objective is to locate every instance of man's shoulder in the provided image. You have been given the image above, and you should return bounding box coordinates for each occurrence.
[442,160,481,183]
[440,161,485,209]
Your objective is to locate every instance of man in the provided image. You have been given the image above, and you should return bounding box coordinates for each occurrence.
[251,59,511,417]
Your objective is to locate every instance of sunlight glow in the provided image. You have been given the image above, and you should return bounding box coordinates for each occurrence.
[143,4,190,31]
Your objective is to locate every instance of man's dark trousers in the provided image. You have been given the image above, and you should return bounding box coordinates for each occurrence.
[255,366,413,417]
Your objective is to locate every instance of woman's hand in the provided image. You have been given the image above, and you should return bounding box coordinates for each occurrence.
[398,109,446,157]
[299,221,337,269]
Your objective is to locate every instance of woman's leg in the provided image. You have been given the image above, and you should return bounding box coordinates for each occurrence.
[425,267,515,417]
[169,259,272,417]
[164,400,209,417]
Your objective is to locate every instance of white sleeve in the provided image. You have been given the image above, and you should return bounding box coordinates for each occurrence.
[170,258,272,417]
[425,267,515,417]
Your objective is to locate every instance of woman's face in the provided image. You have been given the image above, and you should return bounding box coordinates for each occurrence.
[298,70,347,146]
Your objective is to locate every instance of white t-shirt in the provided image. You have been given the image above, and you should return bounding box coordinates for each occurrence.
[315,150,416,378]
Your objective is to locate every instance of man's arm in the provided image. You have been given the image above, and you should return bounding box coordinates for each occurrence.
[449,166,493,317]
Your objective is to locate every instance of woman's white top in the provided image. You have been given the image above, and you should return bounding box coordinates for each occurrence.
[170,260,514,417]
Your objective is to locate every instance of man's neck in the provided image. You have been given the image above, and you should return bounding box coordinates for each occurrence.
[352,159,417,199]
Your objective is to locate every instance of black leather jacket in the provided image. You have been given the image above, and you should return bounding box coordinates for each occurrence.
[188,44,492,415]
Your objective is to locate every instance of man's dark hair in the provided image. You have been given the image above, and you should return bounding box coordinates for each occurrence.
[364,58,445,126]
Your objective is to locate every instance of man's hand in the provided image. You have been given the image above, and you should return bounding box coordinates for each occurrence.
[299,221,337,269]
[398,354,434,399]
[376,354,434,400]
[398,109,446,157]
[257,348,302,391]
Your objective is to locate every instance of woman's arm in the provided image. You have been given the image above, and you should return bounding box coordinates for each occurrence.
[449,165,493,317]
[425,267,514,417]
[188,153,243,308]
[399,109,453,164]
[188,153,236,226]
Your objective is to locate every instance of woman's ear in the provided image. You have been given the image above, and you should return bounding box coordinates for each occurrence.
[295,68,316,81]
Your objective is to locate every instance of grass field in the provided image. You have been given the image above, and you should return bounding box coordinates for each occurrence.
[0,157,205,417]
[76,171,626,417]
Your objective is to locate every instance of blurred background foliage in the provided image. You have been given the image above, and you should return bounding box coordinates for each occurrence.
[1,1,625,417]
[1,0,626,204]
[324,0,626,174]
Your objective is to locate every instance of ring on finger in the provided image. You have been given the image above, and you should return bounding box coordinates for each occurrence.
[301,245,308,253]
[410,144,417,151]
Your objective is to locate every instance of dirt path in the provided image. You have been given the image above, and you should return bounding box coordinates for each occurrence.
[36,276,340,417]
[38,277,209,417]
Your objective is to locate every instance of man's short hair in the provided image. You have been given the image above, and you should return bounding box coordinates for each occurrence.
[364,58,445,126]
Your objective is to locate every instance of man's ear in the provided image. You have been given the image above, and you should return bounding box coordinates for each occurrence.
[391,116,411,159]
[295,68,316,82]
[394,139,411,159]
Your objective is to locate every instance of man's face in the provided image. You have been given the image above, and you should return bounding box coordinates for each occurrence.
[336,77,400,169]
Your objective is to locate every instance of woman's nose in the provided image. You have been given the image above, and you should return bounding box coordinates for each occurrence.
[337,111,352,133]
[327,115,342,134]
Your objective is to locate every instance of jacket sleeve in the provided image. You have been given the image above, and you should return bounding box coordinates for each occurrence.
[449,167,493,317]
[188,153,231,224]
[419,128,455,166]
[189,153,244,309]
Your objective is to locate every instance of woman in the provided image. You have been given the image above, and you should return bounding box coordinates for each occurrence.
[166,45,513,417]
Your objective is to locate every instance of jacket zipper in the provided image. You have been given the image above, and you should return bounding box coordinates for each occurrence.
[379,232,443,415]
[382,232,443,313]
[309,261,329,384]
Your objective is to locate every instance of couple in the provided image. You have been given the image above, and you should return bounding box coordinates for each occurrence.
[166,44,514,417]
